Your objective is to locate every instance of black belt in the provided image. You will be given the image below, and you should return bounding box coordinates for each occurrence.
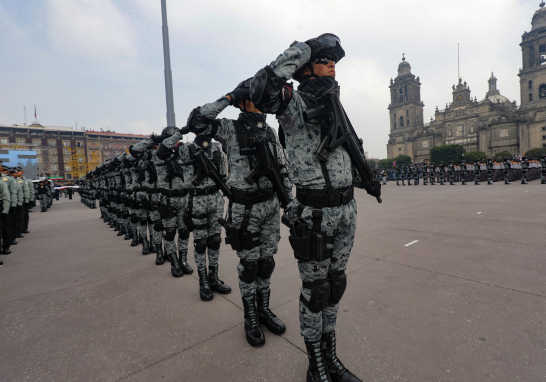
[190,185,219,196]
[126,190,133,195]
[134,188,144,192]
[146,189,158,195]
[296,186,354,209]
[160,189,188,197]
[231,188,274,206]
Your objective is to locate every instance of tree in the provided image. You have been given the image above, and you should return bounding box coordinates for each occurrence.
[494,151,512,160]
[367,159,377,169]
[463,151,487,163]
[524,147,546,160]
[430,144,465,164]
[377,158,394,168]
[392,155,412,165]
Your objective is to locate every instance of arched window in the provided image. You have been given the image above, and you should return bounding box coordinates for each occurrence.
[529,80,533,89]
[393,113,397,129]
[400,116,404,127]
[539,84,546,98]
[406,110,409,117]
[530,93,533,101]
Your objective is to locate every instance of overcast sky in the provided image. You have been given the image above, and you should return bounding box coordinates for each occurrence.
[0,0,542,158]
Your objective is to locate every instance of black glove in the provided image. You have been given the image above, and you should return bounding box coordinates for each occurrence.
[150,134,170,143]
[161,126,179,136]
[227,87,250,106]
[364,181,382,198]
[179,125,190,135]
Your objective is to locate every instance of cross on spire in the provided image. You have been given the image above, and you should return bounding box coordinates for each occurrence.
[402,53,405,61]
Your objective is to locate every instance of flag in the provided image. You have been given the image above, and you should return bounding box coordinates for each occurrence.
[393,161,396,167]
[34,104,37,119]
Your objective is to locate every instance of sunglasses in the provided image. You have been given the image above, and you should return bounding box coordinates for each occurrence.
[314,56,335,65]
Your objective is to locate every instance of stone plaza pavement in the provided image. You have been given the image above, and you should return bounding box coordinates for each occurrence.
[0,182,545,382]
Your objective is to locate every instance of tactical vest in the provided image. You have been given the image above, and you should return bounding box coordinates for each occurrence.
[232,120,279,169]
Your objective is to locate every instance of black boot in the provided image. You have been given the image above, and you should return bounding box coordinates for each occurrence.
[178,251,193,274]
[130,230,139,247]
[110,220,116,228]
[155,244,164,265]
[141,237,150,255]
[505,179,510,184]
[198,267,213,301]
[149,241,157,253]
[3,247,10,254]
[169,252,183,278]
[124,224,132,240]
[208,265,231,294]
[322,331,362,382]
[256,288,286,335]
[304,339,332,382]
[242,294,265,347]
[116,224,124,236]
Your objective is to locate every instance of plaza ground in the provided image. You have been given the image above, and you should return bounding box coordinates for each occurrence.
[0,181,545,382]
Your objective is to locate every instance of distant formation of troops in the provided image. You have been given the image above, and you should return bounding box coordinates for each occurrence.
[0,162,53,265]
[372,155,546,186]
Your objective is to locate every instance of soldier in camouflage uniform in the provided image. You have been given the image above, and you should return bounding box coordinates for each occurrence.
[15,167,29,238]
[0,162,16,254]
[130,140,169,267]
[540,154,546,184]
[395,165,401,186]
[401,164,406,185]
[473,160,480,185]
[121,154,140,246]
[412,163,419,185]
[10,168,24,242]
[406,164,412,185]
[127,153,151,254]
[503,158,511,184]
[521,156,529,184]
[448,161,455,185]
[438,161,445,185]
[460,160,467,185]
[247,34,380,382]
[21,169,33,233]
[186,79,292,346]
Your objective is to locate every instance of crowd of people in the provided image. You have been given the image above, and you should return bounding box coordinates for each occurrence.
[372,155,546,186]
[0,162,56,266]
[76,34,388,382]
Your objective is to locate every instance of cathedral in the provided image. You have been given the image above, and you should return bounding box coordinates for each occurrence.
[386,2,546,162]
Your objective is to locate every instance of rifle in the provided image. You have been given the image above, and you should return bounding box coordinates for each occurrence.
[241,137,290,209]
[304,86,382,203]
[165,156,185,182]
[189,150,232,199]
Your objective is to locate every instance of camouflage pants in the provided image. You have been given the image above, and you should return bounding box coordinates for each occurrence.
[136,191,150,239]
[230,195,280,298]
[160,194,189,257]
[149,193,162,246]
[120,192,129,228]
[192,192,224,269]
[289,198,357,343]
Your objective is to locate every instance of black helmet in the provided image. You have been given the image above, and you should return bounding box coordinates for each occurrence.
[293,33,345,82]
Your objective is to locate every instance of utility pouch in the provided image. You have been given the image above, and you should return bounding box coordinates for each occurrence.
[158,203,167,218]
[288,218,311,261]
[219,218,243,251]
[183,211,194,232]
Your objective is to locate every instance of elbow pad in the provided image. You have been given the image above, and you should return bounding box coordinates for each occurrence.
[250,66,289,112]
[156,143,173,161]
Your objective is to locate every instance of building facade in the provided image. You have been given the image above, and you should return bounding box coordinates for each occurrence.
[387,3,546,162]
[0,124,147,181]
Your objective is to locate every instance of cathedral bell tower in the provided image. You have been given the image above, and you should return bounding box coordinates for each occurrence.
[387,54,425,159]
[519,1,546,105]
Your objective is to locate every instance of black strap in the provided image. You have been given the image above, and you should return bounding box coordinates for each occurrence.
[231,188,274,207]
[296,186,354,209]
[191,185,219,196]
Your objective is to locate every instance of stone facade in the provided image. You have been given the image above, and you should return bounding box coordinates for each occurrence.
[387,2,546,162]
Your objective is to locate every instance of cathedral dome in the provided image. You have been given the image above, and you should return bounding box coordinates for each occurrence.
[484,94,510,104]
[397,54,412,76]
[531,1,546,31]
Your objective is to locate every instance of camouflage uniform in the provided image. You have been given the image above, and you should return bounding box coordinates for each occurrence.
[1,172,13,253]
[188,96,293,340]
[541,155,546,184]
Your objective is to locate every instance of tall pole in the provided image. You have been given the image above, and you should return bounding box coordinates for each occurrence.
[161,0,176,127]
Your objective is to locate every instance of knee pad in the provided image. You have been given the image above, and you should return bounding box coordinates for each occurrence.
[239,259,259,284]
[257,258,275,279]
[194,238,208,254]
[327,270,347,305]
[130,214,139,224]
[153,220,163,232]
[139,218,147,226]
[165,227,176,241]
[207,233,221,250]
[122,211,129,219]
[301,278,330,314]
[178,228,190,240]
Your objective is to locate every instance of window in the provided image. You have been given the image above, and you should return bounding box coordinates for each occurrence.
[540,84,546,98]
[64,156,71,163]
[543,144,546,147]
[48,140,56,146]
[66,173,72,180]
[540,44,546,53]
[49,148,57,155]
[62,141,70,147]
[394,122,397,129]
[0,138,7,144]
[543,136,546,140]
[78,157,84,163]
[530,46,535,66]
[16,138,25,144]
[76,141,83,148]
[37,157,42,164]
[33,139,41,146]
[400,116,404,127]
[50,164,58,171]
[398,148,401,151]
[530,93,533,101]
[529,80,533,89]
[35,147,42,154]
[65,165,72,171]
[63,148,71,155]
[399,95,403,102]
[543,127,546,131]
[399,89,402,94]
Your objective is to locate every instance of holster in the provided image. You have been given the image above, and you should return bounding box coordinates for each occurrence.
[287,209,333,262]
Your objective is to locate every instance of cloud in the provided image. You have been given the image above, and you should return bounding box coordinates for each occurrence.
[45,0,138,65]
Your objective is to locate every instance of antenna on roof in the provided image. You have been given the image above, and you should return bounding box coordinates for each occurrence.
[458,43,460,81]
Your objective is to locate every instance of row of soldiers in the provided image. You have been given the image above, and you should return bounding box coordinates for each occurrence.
[77,33,385,382]
[372,155,546,186]
[0,162,48,265]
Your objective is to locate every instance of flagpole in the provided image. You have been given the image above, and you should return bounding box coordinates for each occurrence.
[161,0,176,128]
